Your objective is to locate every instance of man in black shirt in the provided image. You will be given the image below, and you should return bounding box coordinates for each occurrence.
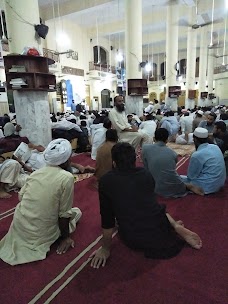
[213,120,228,176]
[91,143,202,269]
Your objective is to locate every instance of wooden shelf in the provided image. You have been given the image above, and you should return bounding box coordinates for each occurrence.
[4,55,56,92]
[188,90,196,99]
[128,79,148,96]
[168,86,181,98]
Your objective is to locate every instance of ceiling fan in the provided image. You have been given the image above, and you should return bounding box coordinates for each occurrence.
[179,0,222,30]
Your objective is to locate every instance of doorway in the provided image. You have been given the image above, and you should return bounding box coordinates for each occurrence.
[101,89,111,108]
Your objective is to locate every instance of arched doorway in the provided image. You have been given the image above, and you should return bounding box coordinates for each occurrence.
[101,89,111,108]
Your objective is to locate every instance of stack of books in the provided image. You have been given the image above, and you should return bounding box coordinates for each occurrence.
[49,84,55,90]
[10,78,27,89]
[9,65,26,72]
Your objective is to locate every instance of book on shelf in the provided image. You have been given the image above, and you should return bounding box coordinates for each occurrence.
[13,142,31,163]
[9,65,26,72]
[10,78,27,85]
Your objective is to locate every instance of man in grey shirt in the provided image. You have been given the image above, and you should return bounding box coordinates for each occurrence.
[142,128,204,198]
[198,112,216,135]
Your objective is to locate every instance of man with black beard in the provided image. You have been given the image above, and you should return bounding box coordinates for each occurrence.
[213,121,228,176]
[198,112,216,139]
[108,96,150,149]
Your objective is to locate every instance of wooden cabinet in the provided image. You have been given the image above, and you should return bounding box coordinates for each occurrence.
[188,90,196,99]
[4,55,56,92]
[128,79,148,96]
[168,86,181,98]
[200,92,208,99]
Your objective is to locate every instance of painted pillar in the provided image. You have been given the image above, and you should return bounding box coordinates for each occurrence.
[124,0,143,116]
[185,7,197,110]
[165,5,179,111]
[198,26,208,107]
[207,48,215,106]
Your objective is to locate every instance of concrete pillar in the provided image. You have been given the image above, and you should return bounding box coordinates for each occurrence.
[207,48,215,106]
[185,7,197,110]
[4,0,52,146]
[198,27,208,107]
[5,0,42,54]
[165,5,179,111]
[124,0,143,116]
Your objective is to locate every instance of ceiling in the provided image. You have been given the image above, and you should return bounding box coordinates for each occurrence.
[38,0,228,57]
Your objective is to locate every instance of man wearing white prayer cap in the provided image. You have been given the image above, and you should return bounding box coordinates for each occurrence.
[0,138,82,265]
[180,127,226,194]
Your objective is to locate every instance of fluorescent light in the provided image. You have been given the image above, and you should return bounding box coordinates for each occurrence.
[145,63,151,72]
[116,53,123,62]
[226,0,228,9]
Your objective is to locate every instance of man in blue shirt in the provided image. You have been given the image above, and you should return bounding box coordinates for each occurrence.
[181,127,226,194]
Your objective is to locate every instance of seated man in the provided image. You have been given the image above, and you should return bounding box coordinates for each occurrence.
[91,118,111,160]
[109,96,150,149]
[0,139,82,265]
[95,129,118,183]
[159,111,180,141]
[213,120,228,176]
[139,113,157,143]
[51,120,90,152]
[198,111,216,141]
[91,142,202,269]
[181,127,226,194]
[142,128,203,198]
[0,143,95,198]
[0,122,29,154]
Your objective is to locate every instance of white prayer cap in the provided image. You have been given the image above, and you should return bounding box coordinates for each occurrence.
[3,122,15,137]
[43,138,72,166]
[193,127,208,139]
[197,110,204,116]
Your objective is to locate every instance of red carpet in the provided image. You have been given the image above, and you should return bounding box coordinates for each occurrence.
[0,154,227,304]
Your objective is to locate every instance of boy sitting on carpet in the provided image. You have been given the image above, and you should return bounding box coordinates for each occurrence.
[91,142,202,269]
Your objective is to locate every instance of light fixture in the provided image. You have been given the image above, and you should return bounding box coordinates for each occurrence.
[56,32,70,48]
[145,63,152,72]
[116,52,123,62]
[226,0,228,10]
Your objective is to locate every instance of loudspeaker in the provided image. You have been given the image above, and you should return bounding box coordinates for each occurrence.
[34,24,49,39]
[110,46,113,51]
[139,61,147,68]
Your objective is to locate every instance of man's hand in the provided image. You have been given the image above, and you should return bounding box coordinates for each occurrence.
[90,247,110,269]
[56,237,74,254]
[131,125,138,132]
[15,124,22,132]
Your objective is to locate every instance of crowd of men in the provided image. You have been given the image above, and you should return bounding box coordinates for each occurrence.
[0,96,227,267]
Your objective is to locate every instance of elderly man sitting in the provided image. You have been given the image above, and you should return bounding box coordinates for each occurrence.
[0,139,82,265]
[181,128,226,194]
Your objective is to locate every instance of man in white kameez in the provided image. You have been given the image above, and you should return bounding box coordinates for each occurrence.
[109,96,150,149]
[0,138,82,265]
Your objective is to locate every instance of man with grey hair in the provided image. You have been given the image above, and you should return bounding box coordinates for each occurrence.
[0,139,82,265]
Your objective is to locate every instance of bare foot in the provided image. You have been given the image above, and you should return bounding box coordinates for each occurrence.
[84,166,95,173]
[0,191,12,199]
[186,183,204,196]
[175,225,202,250]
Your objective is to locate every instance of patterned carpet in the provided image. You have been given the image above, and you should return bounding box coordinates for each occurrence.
[167,143,195,156]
